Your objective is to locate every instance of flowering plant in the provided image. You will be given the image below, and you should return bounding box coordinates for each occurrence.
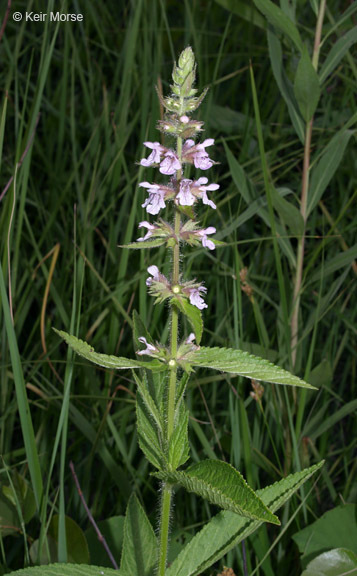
[55,48,323,576]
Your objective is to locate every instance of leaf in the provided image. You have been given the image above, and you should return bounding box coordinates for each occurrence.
[120,494,157,576]
[271,187,305,237]
[173,298,203,345]
[132,310,153,348]
[132,371,163,433]
[187,346,315,388]
[292,505,357,566]
[136,392,166,470]
[158,460,280,524]
[85,515,124,567]
[121,238,167,249]
[301,548,357,576]
[320,26,357,83]
[167,461,324,576]
[214,0,267,30]
[267,30,305,143]
[294,46,321,122]
[307,125,356,216]
[253,0,303,52]
[54,329,166,372]
[0,491,19,537]
[9,565,118,576]
[2,471,36,524]
[29,515,90,565]
[169,404,190,470]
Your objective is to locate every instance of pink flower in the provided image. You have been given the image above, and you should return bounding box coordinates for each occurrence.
[137,221,157,241]
[176,179,196,206]
[140,142,165,167]
[160,151,181,175]
[185,333,196,344]
[182,139,215,170]
[188,286,208,310]
[194,177,218,209]
[194,227,216,250]
[139,182,168,215]
[146,265,161,286]
[137,336,158,356]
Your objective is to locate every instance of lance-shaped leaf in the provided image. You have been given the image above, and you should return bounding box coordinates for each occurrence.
[8,566,118,576]
[253,0,303,52]
[294,46,321,122]
[54,329,166,372]
[121,237,167,249]
[167,461,324,576]
[186,346,315,388]
[157,460,279,524]
[169,403,190,470]
[136,392,166,471]
[120,494,157,576]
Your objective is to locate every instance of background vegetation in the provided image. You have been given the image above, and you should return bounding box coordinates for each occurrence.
[1,0,356,573]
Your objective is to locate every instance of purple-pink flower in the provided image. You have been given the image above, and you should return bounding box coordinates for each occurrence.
[139,182,170,215]
[188,286,208,310]
[175,178,218,210]
[140,141,181,175]
[140,142,165,167]
[146,265,161,286]
[176,180,196,206]
[182,139,215,170]
[194,227,216,250]
[194,177,218,209]
[137,221,157,242]
[137,336,158,356]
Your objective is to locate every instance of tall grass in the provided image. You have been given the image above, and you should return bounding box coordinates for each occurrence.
[1,0,356,572]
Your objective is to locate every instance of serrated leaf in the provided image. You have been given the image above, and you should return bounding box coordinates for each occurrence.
[187,346,315,388]
[294,47,321,122]
[54,329,166,372]
[132,371,163,432]
[173,298,203,345]
[253,0,303,52]
[121,238,167,249]
[9,565,118,576]
[158,460,279,524]
[136,393,166,470]
[167,461,324,576]
[320,26,357,83]
[120,494,157,576]
[169,404,190,469]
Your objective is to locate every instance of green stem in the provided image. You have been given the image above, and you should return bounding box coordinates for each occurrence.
[158,136,183,576]
[290,0,326,367]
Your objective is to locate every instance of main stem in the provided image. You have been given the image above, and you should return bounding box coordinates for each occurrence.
[158,136,182,576]
[290,0,326,366]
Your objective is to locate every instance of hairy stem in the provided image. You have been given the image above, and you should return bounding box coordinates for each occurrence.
[290,0,326,366]
[158,136,183,576]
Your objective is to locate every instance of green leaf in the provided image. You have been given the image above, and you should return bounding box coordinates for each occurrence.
[54,329,166,372]
[29,515,90,564]
[320,27,357,83]
[187,346,315,388]
[173,299,203,345]
[158,460,280,524]
[9,565,119,576]
[136,392,166,470]
[301,548,357,576]
[167,461,324,576]
[132,310,153,348]
[0,491,19,537]
[293,505,357,566]
[253,0,303,52]
[169,404,190,470]
[85,515,124,567]
[267,30,305,143]
[132,371,163,433]
[307,125,356,216]
[121,238,167,249]
[2,471,36,524]
[271,187,305,237]
[120,494,157,576]
[294,46,321,122]
[214,0,267,30]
